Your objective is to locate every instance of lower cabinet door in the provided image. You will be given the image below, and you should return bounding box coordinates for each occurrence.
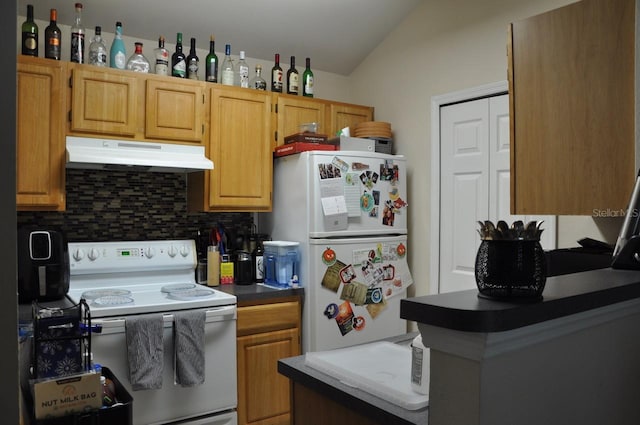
[237,327,299,425]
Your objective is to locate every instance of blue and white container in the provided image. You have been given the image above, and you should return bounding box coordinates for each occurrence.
[263,241,300,288]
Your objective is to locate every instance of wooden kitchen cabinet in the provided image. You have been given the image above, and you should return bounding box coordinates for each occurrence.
[236,298,301,425]
[16,56,66,211]
[68,64,206,144]
[327,101,374,137]
[188,85,272,211]
[145,77,206,143]
[508,0,635,215]
[275,94,327,146]
[69,65,138,136]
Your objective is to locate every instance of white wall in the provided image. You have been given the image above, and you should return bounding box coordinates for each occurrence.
[349,0,622,297]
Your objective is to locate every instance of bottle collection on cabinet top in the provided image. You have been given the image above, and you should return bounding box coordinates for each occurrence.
[20,4,316,94]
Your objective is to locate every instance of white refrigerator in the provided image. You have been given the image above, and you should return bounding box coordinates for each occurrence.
[260,150,413,353]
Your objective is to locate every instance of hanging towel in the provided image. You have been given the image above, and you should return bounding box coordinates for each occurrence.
[125,314,164,391]
[174,310,206,387]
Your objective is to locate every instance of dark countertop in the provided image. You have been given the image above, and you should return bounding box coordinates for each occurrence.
[215,283,304,305]
[401,268,640,332]
[278,332,426,425]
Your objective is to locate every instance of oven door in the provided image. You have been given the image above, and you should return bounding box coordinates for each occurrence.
[90,305,237,425]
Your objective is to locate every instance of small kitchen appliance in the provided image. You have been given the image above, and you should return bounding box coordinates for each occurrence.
[18,227,70,302]
[66,239,238,425]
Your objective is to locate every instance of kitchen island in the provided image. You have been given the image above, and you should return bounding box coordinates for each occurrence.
[278,332,427,425]
[401,268,640,425]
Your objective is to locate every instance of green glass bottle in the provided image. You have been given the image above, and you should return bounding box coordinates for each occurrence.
[302,57,314,97]
[171,32,187,78]
[205,35,218,83]
[21,4,38,56]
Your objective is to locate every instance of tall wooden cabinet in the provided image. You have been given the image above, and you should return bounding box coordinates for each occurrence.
[508,0,635,215]
[236,297,301,425]
[16,57,66,211]
[188,85,272,212]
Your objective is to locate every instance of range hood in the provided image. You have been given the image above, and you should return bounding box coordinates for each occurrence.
[66,136,214,173]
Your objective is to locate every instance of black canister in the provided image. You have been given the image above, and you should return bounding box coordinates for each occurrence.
[235,251,253,285]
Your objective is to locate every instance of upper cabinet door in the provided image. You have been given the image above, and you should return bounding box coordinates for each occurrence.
[70,67,138,136]
[16,57,66,211]
[208,86,272,211]
[145,78,205,143]
[275,95,326,145]
[508,0,635,215]
[328,102,374,137]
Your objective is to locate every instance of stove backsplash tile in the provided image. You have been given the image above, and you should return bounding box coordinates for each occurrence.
[17,169,253,242]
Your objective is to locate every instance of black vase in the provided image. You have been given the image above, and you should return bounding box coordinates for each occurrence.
[474,239,546,300]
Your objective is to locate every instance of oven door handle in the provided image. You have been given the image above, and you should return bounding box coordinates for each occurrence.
[90,305,237,332]
[162,305,237,323]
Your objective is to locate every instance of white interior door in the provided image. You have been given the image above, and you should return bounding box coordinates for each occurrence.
[439,98,489,293]
[439,94,556,294]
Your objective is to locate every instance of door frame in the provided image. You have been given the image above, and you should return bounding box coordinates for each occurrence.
[429,81,508,295]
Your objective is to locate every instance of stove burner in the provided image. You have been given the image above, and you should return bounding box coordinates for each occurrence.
[82,289,132,300]
[161,283,197,293]
[167,288,217,301]
[93,295,135,306]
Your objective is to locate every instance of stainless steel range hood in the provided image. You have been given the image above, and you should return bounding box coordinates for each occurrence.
[66,136,214,173]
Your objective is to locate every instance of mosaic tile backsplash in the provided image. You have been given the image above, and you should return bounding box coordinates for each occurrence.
[17,169,254,243]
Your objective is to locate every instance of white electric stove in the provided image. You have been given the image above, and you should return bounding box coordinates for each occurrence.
[67,239,236,316]
[67,239,238,425]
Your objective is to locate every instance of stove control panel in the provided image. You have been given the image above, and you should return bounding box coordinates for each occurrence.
[68,239,196,274]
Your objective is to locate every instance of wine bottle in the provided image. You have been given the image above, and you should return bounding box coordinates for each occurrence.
[302,57,314,97]
[205,35,218,83]
[153,36,169,76]
[70,3,85,63]
[221,44,235,86]
[21,4,38,57]
[187,37,199,80]
[44,9,61,60]
[109,22,126,69]
[88,26,107,66]
[171,33,187,78]
[286,56,299,95]
[236,51,249,88]
[250,65,267,90]
[271,53,283,93]
[126,42,150,73]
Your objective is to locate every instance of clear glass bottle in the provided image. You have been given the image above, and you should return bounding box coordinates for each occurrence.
[171,32,187,78]
[70,3,85,63]
[126,42,150,73]
[153,36,169,76]
[109,21,126,69]
[187,37,199,80]
[286,55,299,95]
[88,26,107,66]
[21,4,38,57]
[302,57,314,97]
[205,35,218,83]
[250,65,267,90]
[271,53,283,92]
[221,44,235,86]
[236,50,249,88]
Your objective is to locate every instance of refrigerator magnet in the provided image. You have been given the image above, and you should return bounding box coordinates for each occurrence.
[352,316,366,331]
[382,264,395,280]
[365,287,384,304]
[321,247,337,266]
[321,259,345,293]
[340,281,368,305]
[331,156,349,172]
[323,303,339,319]
[339,264,357,284]
[335,301,355,336]
[366,297,388,318]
